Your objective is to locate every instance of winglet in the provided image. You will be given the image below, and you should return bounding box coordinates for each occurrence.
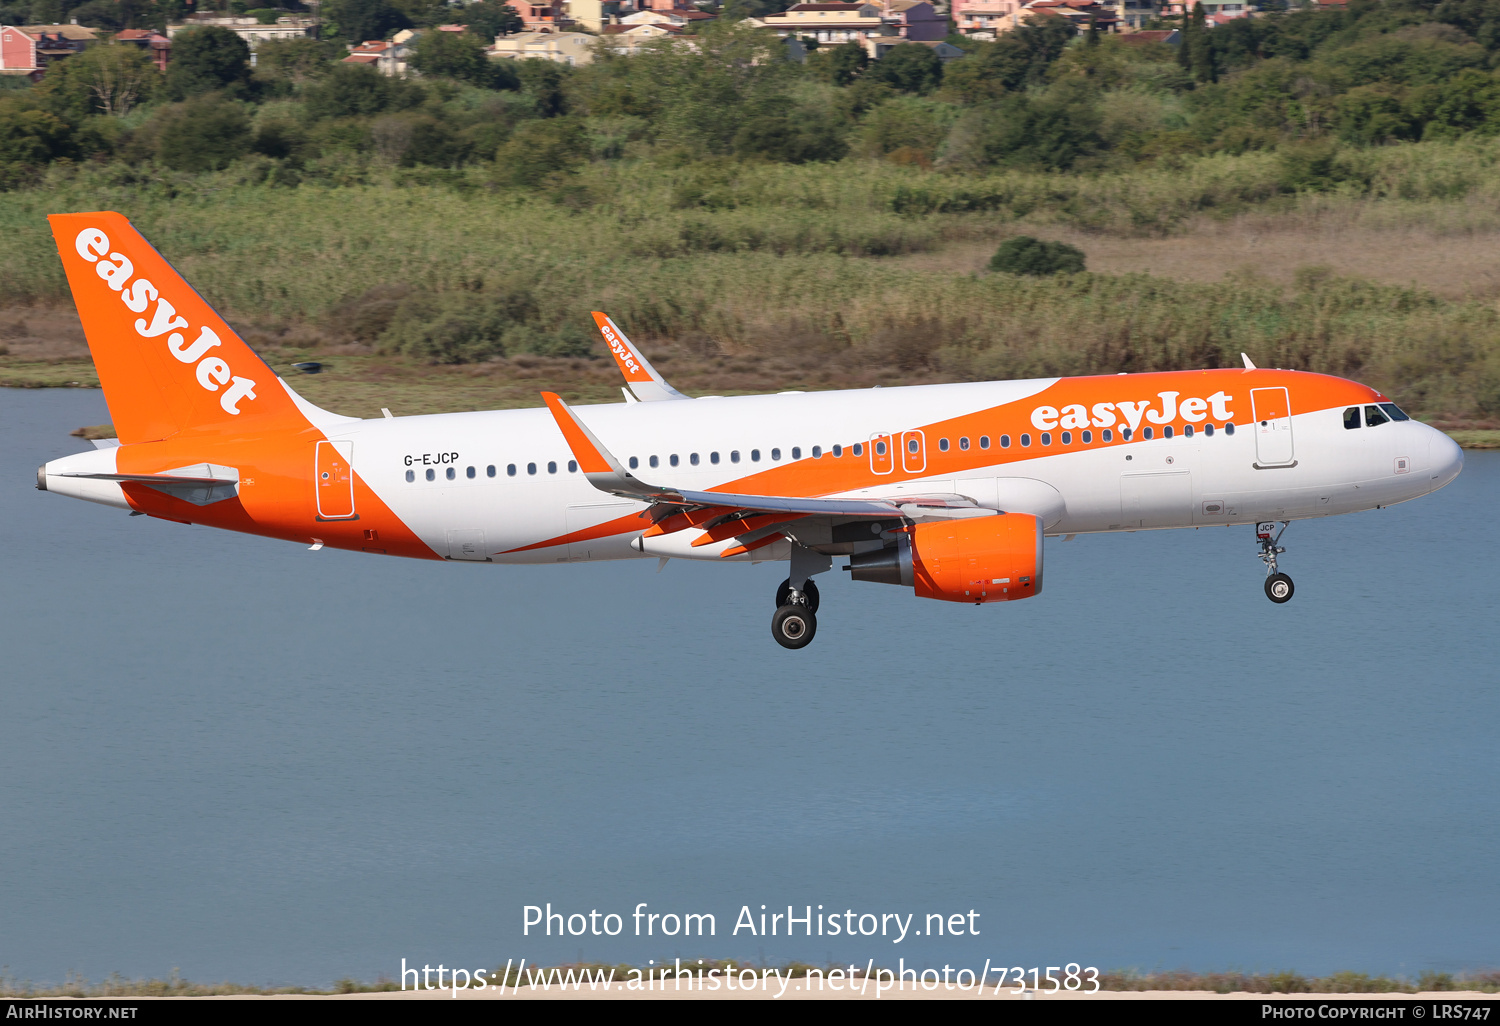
[1241,352,1257,370]
[541,391,674,502]
[592,313,689,402]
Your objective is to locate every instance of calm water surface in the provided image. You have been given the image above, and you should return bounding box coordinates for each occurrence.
[1,387,1496,985]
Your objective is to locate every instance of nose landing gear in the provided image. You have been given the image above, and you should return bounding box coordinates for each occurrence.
[772,577,819,649]
[1257,521,1294,603]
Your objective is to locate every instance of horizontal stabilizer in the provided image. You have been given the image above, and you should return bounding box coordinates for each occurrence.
[60,462,239,506]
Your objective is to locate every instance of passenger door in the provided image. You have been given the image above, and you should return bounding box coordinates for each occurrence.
[314,440,356,520]
[1251,387,1295,466]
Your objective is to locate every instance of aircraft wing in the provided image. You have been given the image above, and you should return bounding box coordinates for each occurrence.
[541,392,996,557]
[592,312,689,403]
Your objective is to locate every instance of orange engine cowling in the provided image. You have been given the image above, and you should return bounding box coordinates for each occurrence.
[846,514,1043,603]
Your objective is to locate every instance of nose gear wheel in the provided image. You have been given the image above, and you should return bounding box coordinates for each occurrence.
[772,605,817,649]
[1256,521,1294,603]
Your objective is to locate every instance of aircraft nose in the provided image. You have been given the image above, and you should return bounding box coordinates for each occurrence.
[1427,426,1464,493]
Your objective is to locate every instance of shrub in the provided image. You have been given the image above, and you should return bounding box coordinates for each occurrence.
[376,290,540,362]
[165,27,252,100]
[989,236,1086,276]
[155,96,251,172]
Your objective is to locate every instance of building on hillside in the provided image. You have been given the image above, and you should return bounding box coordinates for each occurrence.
[166,14,318,60]
[488,29,596,65]
[0,23,98,79]
[951,0,1024,38]
[750,3,886,44]
[508,1,570,31]
[1120,27,1180,45]
[1021,0,1120,32]
[602,20,701,53]
[618,7,717,27]
[879,0,947,40]
[570,0,627,32]
[863,35,965,60]
[1161,0,1252,21]
[114,29,172,71]
[341,37,412,76]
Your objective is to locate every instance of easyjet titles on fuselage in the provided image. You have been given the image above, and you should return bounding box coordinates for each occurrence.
[1031,391,1235,434]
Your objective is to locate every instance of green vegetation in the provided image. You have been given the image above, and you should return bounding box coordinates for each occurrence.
[3,3,1500,430]
[989,235,1086,275]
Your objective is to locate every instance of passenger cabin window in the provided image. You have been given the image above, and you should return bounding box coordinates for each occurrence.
[1143,428,1153,440]
[751,449,761,462]
[1182,425,1192,438]
[1203,425,1213,437]
[874,441,887,456]
[507,464,517,477]
[527,463,537,475]
[792,447,801,460]
[1020,433,1031,447]
[568,460,577,473]
[939,438,950,452]
[426,468,435,481]
[908,439,919,453]
[629,457,639,470]
[731,451,741,463]
[771,448,781,461]
[711,452,720,464]
[547,461,557,474]
[832,445,842,457]
[1083,430,1093,443]
[691,453,700,466]
[1364,405,1390,427]
[1344,407,1362,430]
[851,443,862,457]
[670,454,679,467]
[487,465,496,477]
[812,446,822,458]
[446,467,456,480]
[1225,423,1236,435]
[1381,402,1410,422]
[1102,429,1113,441]
[959,437,969,451]
[405,470,415,483]
[980,436,990,449]
[1061,431,1072,445]
[466,466,476,479]
[1000,435,1011,448]
[649,455,659,469]
[1040,432,1052,446]
[1122,428,1133,441]
[1163,426,1173,439]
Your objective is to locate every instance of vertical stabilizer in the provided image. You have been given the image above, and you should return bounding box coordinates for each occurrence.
[49,211,310,443]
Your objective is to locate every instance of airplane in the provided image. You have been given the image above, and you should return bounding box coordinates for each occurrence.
[37,212,1464,649]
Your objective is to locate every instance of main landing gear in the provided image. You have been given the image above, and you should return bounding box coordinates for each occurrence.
[1257,521,1295,604]
[772,577,819,650]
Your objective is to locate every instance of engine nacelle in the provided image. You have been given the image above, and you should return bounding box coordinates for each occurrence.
[846,514,1043,603]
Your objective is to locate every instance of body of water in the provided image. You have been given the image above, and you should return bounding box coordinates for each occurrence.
[2,387,1496,986]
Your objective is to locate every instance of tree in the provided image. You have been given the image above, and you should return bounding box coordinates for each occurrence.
[0,102,78,165]
[253,38,339,87]
[37,43,157,119]
[495,117,587,184]
[865,42,942,94]
[155,95,251,171]
[410,29,501,87]
[460,0,523,40]
[989,236,1086,275]
[939,17,1074,103]
[809,41,866,86]
[731,112,847,162]
[1179,2,1216,83]
[322,0,411,44]
[302,62,419,118]
[165,26,251,99]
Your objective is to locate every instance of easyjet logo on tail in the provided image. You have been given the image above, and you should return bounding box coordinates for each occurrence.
[598,322,642,378]
[74,228,258,415]
[1031,391,1234,433]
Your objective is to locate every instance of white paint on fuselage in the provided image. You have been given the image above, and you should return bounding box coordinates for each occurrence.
[329,377,1462,563]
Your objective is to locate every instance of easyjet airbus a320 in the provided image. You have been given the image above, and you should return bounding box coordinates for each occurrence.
[38,212,1463,648]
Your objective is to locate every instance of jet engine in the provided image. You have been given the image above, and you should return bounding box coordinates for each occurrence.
[846,513,1043,603]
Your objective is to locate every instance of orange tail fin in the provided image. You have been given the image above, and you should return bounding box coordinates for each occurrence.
[48,211,305,444]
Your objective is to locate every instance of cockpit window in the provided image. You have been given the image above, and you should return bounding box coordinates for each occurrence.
[1364,405,1389,427]
[1344,407,1361,430]
[1380,402,1410,422]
